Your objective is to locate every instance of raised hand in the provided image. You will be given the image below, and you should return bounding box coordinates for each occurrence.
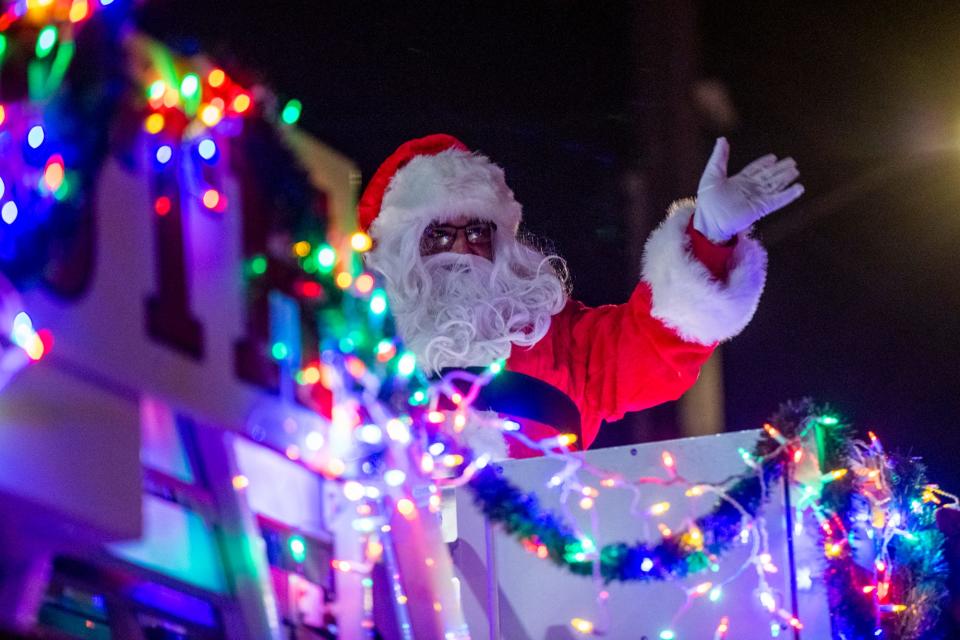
[693,137,804,243]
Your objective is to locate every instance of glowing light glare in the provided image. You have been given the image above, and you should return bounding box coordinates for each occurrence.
[179,73,200,98]
[659,630,676,640]
[396,498,416,519]
[1,201,18,224]
[358,424,383,444]
[197,138,217,160]
[305,430,325,451]
[579,497,594,510]
[0,177,5,200]
[199,104,223,127]
[428,442,446,456]
[691,581,713,596]
[36,26,58,58]
[503,419,521,432]
[288,535,307,563]
[0,105,5,126]
[442,454,464,467]
[154,197,172,216]
[288,241,310,258]
[202,189,222,210]
[556,433,578,447]
[649,501,671,516]
[43,155,65,191]
[420,452,435,474]
[351,231,373,252]
[148,80,166,101]
[370,291,388,315]
[343,481,366,501]
[384,469,406,487]
[27,125,45,148]
[759,591,776,612]
[207,68,226,87]
[385,418,411,443]
[763,422,787,444]
[824,542,843,558]
[819,415,839,425]
[316,244,336,269]
[69,0,90,23]
[355,273,375,293]
[661,450,676,470]
[640,558,654,572]
[709,586,723,602]
[144,113,165,134]
[716,616,730,638]
[232,93,252,113]
[397,352,417,377]
[427,411,445,424]
[570,618,594,635]
[828,468,848,481]
[231,474,249,490]
[488,359,504,374]
[281,99,302,125]
[300,365,321,384]
[335,272,353,289]
[155,145,173,164]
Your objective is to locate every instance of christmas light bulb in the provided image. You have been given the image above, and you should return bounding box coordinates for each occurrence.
[27,125,45,148]
[197,138,217,160]
[232,93,252,113]
[156,145,173,164]
[69,0,90,23]
[200,104,223,127]
[289,535,307,563]
[343,481,365,501]
[144,113,165,135]
[649,501,671,516]
[350,231,372,252]
[231,474,249,490]
[384,469,406,487]
[570,618,594,634]
[208,68,226,87]
[281,99,302,125]
[1,201,18,224]
[180,73,200,99]
[36,26,58,58]
[396,498,416,519]
[305,430,325,450]
[397,352,417,377]
[386,418,411,443]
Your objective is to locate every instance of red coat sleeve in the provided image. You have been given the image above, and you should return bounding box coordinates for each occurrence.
[507,200,768,448]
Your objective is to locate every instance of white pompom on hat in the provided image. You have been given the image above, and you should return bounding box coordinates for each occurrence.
[358,134,522,241]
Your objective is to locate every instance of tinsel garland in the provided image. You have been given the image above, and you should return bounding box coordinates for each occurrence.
[466,400,949,639]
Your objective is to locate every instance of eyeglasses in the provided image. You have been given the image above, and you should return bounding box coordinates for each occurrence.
[420,221,497,254]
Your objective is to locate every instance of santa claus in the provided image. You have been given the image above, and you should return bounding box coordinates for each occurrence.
[360,134,802,455]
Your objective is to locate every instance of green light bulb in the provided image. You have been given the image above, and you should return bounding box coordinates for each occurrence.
[271,342,289,360]
[180,73,200,99]
[289,535,307,563]
[281,99,302,125]
[36,26,58,59]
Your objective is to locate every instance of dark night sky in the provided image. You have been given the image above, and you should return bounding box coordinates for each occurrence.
[141,2,960,486]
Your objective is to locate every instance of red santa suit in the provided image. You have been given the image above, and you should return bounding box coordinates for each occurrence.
[360,135,767,453]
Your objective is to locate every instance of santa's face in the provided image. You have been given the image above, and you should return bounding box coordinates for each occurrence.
[366,221,569,374]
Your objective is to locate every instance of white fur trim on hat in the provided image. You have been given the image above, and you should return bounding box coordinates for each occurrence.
[641,199,767,345]
[369,148,522,242]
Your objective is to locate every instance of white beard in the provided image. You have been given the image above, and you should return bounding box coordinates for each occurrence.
[368,233,568,375]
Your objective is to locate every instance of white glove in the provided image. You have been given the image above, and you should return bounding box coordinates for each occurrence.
[693,137,804,243]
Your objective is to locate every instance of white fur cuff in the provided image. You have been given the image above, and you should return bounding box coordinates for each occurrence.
[641,199,767,346]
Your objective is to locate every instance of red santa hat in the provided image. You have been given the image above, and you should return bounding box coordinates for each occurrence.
[358,134,523,241]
